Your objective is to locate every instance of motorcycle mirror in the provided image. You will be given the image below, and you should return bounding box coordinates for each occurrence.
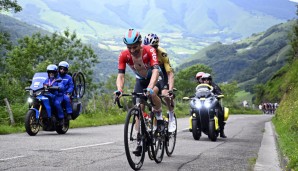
[217,95,224,98]
[183,97,190,100]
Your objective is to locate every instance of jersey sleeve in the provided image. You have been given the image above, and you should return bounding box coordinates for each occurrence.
[157,47,173,73]
[161,52,173,73]
[146,46,159,67]
[118,51,127,73]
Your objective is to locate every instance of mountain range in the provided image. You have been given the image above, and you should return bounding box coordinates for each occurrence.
[8,0,297,56]
[178,20,295,92]
[1,0,297,84]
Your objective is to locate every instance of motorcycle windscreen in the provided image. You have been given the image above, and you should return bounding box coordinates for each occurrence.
[30,72,48,91]
[195,87,212,98]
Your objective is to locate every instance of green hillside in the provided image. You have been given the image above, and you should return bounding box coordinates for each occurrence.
[259,58,298,170]
[6,0,295,60]
[177,20,295,92]
[0,14,50,43]
[0,13,119,83]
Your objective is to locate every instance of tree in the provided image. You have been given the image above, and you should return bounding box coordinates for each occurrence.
[0,0,22,13]
[3,29,99,103]
[220,81,239,107]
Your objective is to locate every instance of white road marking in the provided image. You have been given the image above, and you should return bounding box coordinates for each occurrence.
[0,155,25,161]
[60,142,114,151]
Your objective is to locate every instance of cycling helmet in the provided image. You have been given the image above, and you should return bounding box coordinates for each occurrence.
[123,29,142,45]
[196,72,205,79]
[143,33,159,46]
[46,64,58,77]
[201,73,212,81]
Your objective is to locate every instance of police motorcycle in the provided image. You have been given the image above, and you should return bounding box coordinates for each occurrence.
[25,72,84,136]
[183,84,228,141]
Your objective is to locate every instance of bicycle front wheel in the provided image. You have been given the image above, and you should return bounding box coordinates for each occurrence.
[124,108,145,170]
[151,115,165,163]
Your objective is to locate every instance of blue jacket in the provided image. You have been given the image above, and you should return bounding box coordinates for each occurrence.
[59,74,74,95]
[44,76,65,96]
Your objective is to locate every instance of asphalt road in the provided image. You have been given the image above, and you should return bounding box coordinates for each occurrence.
[0,115,273,171]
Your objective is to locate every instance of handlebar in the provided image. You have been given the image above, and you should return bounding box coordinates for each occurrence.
[24,86,60,92]
[114,90,154,109]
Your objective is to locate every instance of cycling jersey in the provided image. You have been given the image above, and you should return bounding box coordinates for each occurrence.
[118,45,159,79]
[156,47,173,83]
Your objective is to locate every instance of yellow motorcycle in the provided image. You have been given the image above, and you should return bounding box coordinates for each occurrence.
[183,84,229,141]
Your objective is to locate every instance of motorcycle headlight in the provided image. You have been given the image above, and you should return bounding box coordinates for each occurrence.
[195,100,202,109]
[27,97,33,103]
[204,101,211,108]
[29,90,33,96]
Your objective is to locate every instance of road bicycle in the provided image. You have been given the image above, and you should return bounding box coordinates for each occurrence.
[115,90,165,170]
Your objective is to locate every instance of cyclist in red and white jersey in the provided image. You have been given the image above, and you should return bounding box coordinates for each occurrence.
[116,29,165,116]
[115,29,166,156]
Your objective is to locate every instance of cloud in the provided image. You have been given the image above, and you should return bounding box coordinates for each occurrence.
[289,0,298,3]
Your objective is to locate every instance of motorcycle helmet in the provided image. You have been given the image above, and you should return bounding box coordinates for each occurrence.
[196,72,205,79]
[59,61,69,69]
[47,64,58,78]
[196,72,205,83]
[58,61,69,74]
[123,29,142,45]
[143,33,159,47]
[201,73,212,82]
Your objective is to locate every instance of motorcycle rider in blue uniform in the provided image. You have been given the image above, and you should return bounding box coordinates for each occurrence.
[58,61,74,120]
[43,64,65,125]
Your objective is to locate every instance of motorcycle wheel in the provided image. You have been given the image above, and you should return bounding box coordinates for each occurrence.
[25,110,40,136]
[56,119,69,134]
[208,120,217,141]
[192,119,201,140]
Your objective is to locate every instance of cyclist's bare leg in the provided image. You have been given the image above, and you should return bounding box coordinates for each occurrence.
[151,86,162,119]
[134,104,145,132]
[161,89,175,121]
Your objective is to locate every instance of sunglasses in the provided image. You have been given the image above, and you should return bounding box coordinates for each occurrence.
[126,43,140,50]
[202,78,210,81]
[59,67,68,71]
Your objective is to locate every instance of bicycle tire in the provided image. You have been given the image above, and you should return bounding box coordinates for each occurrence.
[150,115,165,163]
[146,112,155,161]
[124,108,145,170]
[165,115,177,156]
[72,71,85,98]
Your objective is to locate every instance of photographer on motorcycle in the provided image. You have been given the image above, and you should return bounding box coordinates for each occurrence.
[58,61,74,120]
[189,71,206,131]
[201,73,227,138]
[43,64,65,126]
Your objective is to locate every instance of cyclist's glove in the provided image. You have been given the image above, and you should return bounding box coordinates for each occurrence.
[114,90,123,97]
[146,88,154,95]
[168,90,175,98]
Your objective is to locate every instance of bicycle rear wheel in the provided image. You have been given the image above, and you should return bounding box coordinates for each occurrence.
[151,115,165,163]
[165,116,177,156]
[124,108,145,170]
[72,71,85,98]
